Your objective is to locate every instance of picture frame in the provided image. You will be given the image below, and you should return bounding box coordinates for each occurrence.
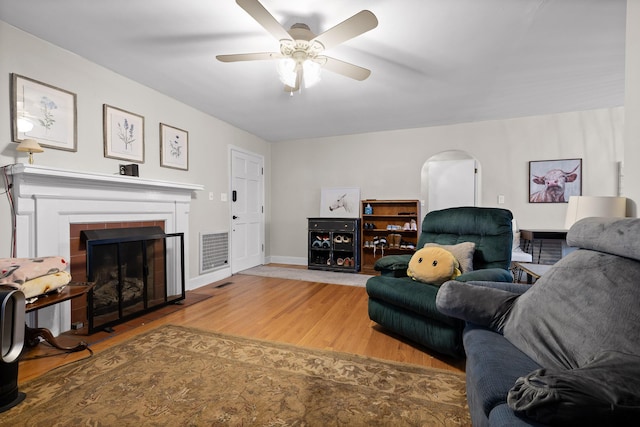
[10,73,77,151]
[320,187,360,218]
[529,158,582,203]
[103,104,145,163]
[160,123,189,170]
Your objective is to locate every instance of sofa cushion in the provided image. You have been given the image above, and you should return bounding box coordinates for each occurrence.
[464,324,542,425]
[488,404,544,427]
[503,217,640,370]
[424,241,475,273]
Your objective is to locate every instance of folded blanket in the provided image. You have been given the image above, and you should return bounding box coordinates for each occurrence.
[1,257,71,299]
[2,271,72,299]
[508,350,640,426]
[1,256,68,284]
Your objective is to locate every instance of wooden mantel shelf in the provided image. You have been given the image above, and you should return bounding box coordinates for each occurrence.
[8,163,204,193]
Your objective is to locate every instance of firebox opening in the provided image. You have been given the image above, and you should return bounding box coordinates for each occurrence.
[81,227,185,334]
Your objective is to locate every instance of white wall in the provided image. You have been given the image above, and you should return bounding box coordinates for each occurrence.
[2,17,633,271]
[270,107,624,263]
[624,0,640,215]
[0,21,271,285]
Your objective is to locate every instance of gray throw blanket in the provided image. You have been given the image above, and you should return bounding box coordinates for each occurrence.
[507,350,640,426]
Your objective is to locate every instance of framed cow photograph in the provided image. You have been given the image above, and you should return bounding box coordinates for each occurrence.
[529,158,582,203]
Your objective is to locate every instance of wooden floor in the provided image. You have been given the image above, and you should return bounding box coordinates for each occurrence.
[18,268,465,384]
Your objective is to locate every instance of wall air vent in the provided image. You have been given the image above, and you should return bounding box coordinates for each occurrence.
[200,231,229,273]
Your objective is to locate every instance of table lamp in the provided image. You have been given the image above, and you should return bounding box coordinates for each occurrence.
[16,139,44,164]
[564,196,626,229]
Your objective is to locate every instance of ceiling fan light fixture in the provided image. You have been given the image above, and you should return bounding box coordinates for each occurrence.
[303,60,321,88]
[221,1,378,92]
[277,58,297,87]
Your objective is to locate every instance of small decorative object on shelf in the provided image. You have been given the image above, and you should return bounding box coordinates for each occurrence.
[360,199,420,273]
[308,218,360,273]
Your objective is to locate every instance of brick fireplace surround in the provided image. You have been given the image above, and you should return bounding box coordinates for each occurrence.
[69,220,166,330]
[7,164,202,336]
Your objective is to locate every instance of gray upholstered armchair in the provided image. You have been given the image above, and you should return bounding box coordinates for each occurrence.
[365,207,514,357]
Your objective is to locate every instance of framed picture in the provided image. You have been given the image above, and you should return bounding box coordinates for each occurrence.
[320,187,360,218]
[10,73,77,151]
[160,123,189,170]
[529,158,582,203]
[103,104,145,163]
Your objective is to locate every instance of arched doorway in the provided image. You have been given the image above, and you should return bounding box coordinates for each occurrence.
[421,150,479,213]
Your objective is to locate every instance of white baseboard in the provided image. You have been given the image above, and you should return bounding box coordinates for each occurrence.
[188,267,232,290]
[266,255,307,266]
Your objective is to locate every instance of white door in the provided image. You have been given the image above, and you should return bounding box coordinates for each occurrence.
[428,159,476,211]
[230,148,264,273]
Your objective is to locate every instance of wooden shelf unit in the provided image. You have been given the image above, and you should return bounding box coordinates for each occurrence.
[360,200,420,273]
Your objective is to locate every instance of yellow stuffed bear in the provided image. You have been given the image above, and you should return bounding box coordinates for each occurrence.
[407,246,461,285]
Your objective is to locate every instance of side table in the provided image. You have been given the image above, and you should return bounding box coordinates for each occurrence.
[514,262,553,284]
[25,282,94,352]
[520,229,567,263]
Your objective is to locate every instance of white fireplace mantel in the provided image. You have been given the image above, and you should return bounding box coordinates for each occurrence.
[8,163,203,335]
[10,163,202,200]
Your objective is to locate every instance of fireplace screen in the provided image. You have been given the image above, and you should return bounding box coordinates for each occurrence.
[82,227,185,334]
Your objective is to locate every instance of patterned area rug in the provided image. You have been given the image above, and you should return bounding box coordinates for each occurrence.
[5,325,471,426]
[240,265,373,287]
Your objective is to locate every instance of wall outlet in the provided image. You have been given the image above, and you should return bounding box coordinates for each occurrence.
[220,193,228,202]
[71,321,84,330]
[498,195,505,204]
[208,192,214,201]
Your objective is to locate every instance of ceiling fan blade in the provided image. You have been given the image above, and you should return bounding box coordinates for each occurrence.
[323,57,371,81]
[311,10,378,51]
[236,0,291,41]
[216,52,282,62]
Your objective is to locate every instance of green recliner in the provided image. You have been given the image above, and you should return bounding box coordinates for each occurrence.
[365,207,514,358]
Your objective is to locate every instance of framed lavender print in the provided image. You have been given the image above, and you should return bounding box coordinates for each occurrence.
[103,104,145,163]
[160,123,189,170]
[529,158,582,203]
[11,73,77,151]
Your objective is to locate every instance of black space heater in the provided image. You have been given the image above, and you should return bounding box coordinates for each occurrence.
[0,288,26,413]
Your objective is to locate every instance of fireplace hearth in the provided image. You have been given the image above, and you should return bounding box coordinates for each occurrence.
[82,227,185,333]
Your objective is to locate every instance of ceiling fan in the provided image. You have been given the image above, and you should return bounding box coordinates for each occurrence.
[216,0,378,93]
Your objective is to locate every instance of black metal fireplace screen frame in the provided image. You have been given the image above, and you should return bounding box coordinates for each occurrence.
[83,229,185,334]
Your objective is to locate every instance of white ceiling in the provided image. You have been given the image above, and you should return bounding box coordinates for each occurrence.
[0,0,626,142]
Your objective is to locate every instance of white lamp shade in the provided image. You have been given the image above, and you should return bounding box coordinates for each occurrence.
[277,58,297,87]
[303,60,321,88]
[564,196,626,229]
[16,138,44,164]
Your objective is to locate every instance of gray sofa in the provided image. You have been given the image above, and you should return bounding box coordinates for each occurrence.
[436,217,640,426]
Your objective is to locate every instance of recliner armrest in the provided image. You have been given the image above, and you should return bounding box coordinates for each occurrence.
[373,254,412,277]
[456,268,513,283]
[436,280,521,332]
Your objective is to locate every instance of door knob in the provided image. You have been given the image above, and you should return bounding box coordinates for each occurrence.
[233,215,238,219]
